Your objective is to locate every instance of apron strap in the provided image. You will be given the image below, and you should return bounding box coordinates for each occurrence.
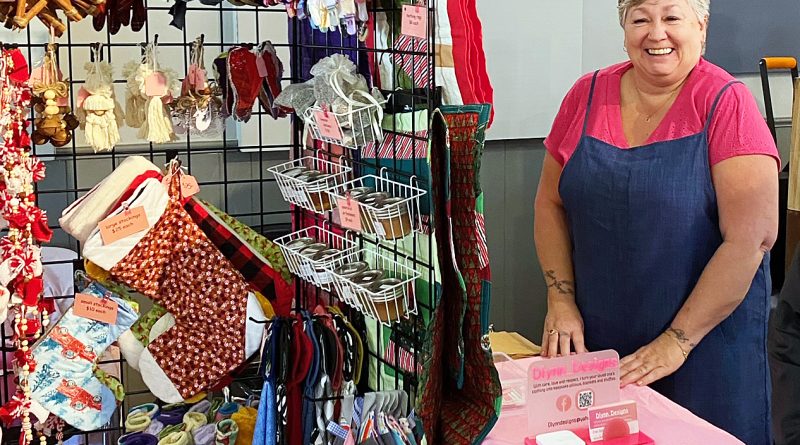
[581,70,601,138]
[703,80,742,134]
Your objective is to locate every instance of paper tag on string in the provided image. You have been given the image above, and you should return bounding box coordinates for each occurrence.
[74,293,119,324]
[338,196,362,231]
[99,207,149,245]
[29,66,45,84]
[314,109,344,141]
[76,87,91,109]
[145,72,169,97]
[180,175,200,197]
[161,174,172,189]
[401,4,427,39]
[255,56,269,78]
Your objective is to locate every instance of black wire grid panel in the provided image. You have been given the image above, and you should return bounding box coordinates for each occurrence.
[0,0,437,443]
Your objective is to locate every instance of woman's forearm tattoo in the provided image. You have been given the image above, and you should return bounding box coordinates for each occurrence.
[667,327,696,349]
[544,270,575,296]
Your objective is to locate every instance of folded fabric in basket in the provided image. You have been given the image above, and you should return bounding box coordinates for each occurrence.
[59,156,161,243]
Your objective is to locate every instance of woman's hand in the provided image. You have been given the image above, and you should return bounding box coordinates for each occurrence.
[541,299,587,357]
[619,332,688,387]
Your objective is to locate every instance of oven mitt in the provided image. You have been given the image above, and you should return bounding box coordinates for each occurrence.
[28,281,138,431]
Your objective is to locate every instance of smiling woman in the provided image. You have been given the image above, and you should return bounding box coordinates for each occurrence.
[534,0,780,444]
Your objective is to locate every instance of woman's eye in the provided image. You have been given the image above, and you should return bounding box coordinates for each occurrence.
[632,18,648,24]
[665,16,680,22]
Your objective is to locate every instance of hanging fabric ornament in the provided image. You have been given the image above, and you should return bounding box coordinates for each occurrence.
[171,35,223,136]
[78,44,123,152]
[0,46,52,445]
[30,38,79,148]
[137,41,178,144]
[122,51,150,129]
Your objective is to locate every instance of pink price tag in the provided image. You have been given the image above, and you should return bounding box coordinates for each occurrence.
[401,4,427,39]
[313,109,344,141]
[74,293,119,324]
[145,72,169,97]
[29,66,45,84]
[255,56,269,78]
[338,196,362,231]
[180,174,200,197]
[76,87,90,109]
[99,206,150,245]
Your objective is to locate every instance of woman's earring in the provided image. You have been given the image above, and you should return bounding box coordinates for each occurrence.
[623,46,628,53]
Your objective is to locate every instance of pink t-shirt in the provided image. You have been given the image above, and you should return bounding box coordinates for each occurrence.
[544,58,780,168]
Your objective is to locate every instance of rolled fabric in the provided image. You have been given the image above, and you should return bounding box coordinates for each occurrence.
[119,432,159,445]
[193,424,216,445]
[126,411,153,433]
[130,403,161,419]
[215,403,239,422]
[183,412,208,432]
[215,419,239,445]
[145,419,165,436]
[158,432,193,445]
[230,407,257,445]
[159,423,186,440]
[159,409,188,426]
[59,155,161,243]
[188,400,211,415]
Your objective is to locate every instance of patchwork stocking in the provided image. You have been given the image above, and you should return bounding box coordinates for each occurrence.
[94,172,255,402]
[28,281,138,431]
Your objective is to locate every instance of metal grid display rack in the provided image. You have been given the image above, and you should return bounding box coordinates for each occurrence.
[0,0,439,443]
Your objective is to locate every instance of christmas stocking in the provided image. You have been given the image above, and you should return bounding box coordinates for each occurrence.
[83,171,258,403]
[27,281,138,431]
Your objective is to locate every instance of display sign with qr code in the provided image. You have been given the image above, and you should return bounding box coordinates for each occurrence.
[526,350,621,437]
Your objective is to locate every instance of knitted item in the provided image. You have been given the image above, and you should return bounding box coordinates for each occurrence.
[193,424,216,445]
[129,403,160,419]
[28,281,139,431]
[183,412,207,432]
[126,411,152,432]
[119,432,159,445]
[78,48,124,152]
[159,423,186,439]
[145,419,165,436]
[159,432,193,445]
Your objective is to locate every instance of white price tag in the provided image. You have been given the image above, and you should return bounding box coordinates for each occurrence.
[374,222,386,237]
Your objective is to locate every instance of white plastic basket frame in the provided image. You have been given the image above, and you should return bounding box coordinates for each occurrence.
[303,71,388,150]
[327,248,421,326]
[273,225,358,291]
[330,169,427,241]
[267,155,352,214]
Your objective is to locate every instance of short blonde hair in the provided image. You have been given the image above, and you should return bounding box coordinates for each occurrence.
[618,0,710,27]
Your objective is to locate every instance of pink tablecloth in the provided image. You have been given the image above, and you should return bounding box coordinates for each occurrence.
[483,357,744,445]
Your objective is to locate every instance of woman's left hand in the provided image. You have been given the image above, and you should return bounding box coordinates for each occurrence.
[619,333,687,387]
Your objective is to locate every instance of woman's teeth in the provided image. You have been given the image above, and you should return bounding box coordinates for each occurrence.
[647,48,674,55]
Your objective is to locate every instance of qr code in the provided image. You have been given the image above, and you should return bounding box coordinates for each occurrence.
[577,390,594,409]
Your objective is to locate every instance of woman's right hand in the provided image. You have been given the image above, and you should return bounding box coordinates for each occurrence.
[541,299,588,357]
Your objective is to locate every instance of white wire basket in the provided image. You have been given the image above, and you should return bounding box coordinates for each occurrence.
[274,226,358,291]
[329,172,427,241]
[267,156,352,214]
[327,249,421,326]
[303,88,387,150]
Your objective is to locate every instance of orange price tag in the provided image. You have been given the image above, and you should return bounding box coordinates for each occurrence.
[98,206,150,245]
[180,175,200,197]
[73,293,119,324]
[338,196,362,231]
[401,4,427,39]
[313,110,344,141]
[145,72,168,97]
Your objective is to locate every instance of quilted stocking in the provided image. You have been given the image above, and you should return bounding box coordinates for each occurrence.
[102,173,254,402]
[28,281,138,431]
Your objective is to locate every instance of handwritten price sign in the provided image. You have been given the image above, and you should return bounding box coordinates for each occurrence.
[99,206,149,245]
[401,4,427,39]
[74,293,119,324]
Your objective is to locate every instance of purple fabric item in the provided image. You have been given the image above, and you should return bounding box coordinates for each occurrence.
[289,18,371,85]
[158,408,188,426]
[119,432,159,445]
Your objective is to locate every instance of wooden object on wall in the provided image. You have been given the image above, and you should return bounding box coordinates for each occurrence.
[786,77,800,268]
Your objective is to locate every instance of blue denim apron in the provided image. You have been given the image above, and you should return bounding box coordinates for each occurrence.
[559,71,771,445]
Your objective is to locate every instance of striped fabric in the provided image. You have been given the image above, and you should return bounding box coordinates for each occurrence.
[383,338,422,375]
[476,211,489,270]
[392,34,432,88]
[362,130,428,160]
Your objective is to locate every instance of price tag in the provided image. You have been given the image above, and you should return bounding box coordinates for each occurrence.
[74,293,119,324]
[338,196,362,231]
[180,175,200,197]
[255,56,269,78]
[374,222,386,237]
[401,4,427,39]
[76,87,90,109]
[99,206,149,245]
[145,72,168,97]
[313,109,344,141]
